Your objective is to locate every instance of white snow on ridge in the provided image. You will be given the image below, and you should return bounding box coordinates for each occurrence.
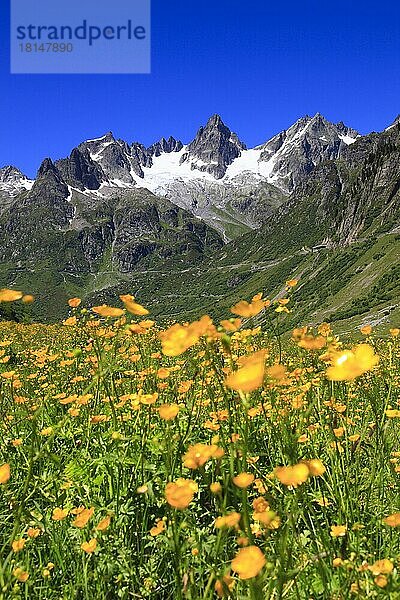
[86,133,110,143]
[23,179,35,190]
[0,177,35,195]
[223,148,263,178]
[339,134,358,145]
[141,148,215,194]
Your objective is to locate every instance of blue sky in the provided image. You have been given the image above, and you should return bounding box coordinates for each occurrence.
[1,0,400,178]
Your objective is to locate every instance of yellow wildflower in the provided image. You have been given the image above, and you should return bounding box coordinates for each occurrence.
[0,289,23,302]
[165,478,198,509]
[275,463,309,487]
[183,444,224,469]
[233,472,254,488]
[81,538,97,553]
[326,344,379,381]
[158,403,180,420]
[0,463,10,484]
[225,350,266,393]
[231,546,266,579]
[330,525,347,537]
[13,568,29,582]
[92,305,125,318]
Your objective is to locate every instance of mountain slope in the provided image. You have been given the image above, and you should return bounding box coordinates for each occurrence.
[86,121,399,330]
[0,158,223,320]
[0,113,398,331]
[141,122,400,329]
[0,113,357,241]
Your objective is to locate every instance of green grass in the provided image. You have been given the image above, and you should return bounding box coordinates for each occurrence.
[0,300,400,598]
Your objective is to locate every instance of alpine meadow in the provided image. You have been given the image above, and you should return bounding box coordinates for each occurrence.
[1,111,400,599]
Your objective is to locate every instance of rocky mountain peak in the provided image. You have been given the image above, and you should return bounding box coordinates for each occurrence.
[385,115,400,132]
[55,148,105,191]
[31,158,69,203]
[180,114,246,179]
[148,136,183,157]
[37,158,60,180]
[0,166,34,211]
[205,113,224,128]
[0,165,27,183]
[257,113,359,192]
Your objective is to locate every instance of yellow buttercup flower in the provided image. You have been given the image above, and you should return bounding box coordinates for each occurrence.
[233,472,254,488]
[52,507,69,521]
[159,324,200,356]
[27,527,41,538]
[150,519,166,536]
[96,515,111,531]
[81,538,97,553]
[13,568,29,582]
[286,279,298,288]
[158,403,179,420]
[383,513,400,527]
[183,444,224,469]
[304,459,325,477]
[220,318,242,332]
[73,507,94,528]
[374,575,388,588]
[360,324,372,335]
[165,478,198,509]
[369,559,393,575]
[297,334,326,350]
[330,525,347,538]
[210,482,222,494]
[157,367,171,379]
[63,316,77,326]
[231,546,266,579]
[225,350,266,393]
[92,305,125,318]
[121,298,149,316]
[215,512,241,529]
[12,538,26,552]
[275,463,310,487]
[159,316,216,356]
[68,297,81,308]
[230,294,268,318]
[326,344,379,381]
[0,289,23,302]
[0,463,10,484]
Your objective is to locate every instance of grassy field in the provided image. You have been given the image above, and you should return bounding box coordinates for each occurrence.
[0,286,399,599]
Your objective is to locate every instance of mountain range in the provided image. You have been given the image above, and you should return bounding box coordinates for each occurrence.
[0,112,399,330]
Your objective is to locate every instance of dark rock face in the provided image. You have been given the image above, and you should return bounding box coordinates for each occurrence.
[180,114,246,179]
[259,113,359,192]
[0,166,27,183]
[148,136,183,157]
[77,133,152,182]
[96,142,135,183]
[231,122,400,259]
[55,148,105,190]
[130,142,153,177]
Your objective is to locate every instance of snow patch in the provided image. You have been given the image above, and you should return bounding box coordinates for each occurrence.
[85,133,110,143]
[339,134,357,145]
[141,148,215,194]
